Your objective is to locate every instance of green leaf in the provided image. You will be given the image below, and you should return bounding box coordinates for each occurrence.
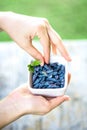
[31,60,41,66]
[27,60,41,72]
[27,65,34,72]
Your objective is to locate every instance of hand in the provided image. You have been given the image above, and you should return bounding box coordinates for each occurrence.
[0,12,71,65]
[0,73,71,128]
[9,73,71,115]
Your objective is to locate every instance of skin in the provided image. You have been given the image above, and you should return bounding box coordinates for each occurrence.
[0,12,71,128]
[0,73,71,128]
[0,12,71,65]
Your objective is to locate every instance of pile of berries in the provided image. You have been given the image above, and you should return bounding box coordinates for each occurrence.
[32,62,65,89]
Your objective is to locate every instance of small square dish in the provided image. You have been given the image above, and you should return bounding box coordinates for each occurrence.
[28,55,68,97]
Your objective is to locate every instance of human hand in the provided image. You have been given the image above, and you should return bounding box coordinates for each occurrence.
[0,73,71,128]
[0,12,71,65]
[9,73,71,115]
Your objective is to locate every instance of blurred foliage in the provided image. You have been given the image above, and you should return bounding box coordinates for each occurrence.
[0,0,87,41]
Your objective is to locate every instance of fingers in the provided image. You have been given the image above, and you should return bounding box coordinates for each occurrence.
[48,27,71,61]
[28,46,44,65]
[24,39,44,65]
[36,24,50,64]
[68,73,71,85]
[50,95,70,110]
[24,18,71,64]
[51,43,57,55]
[39,33,50,64]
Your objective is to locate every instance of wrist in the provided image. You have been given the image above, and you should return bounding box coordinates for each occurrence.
[0,94,24,128]
[7,92,26,117]
[0,12,5,31]
[0,11,13,31]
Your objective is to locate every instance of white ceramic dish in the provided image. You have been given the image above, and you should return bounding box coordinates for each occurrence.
[28,55,68,97]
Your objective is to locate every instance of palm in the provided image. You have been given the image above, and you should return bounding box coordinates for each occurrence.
[11,73,70,115]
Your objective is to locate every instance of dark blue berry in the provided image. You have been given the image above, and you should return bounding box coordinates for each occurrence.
[32,62,65,89]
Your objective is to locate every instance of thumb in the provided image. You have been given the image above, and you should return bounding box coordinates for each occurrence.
[50,95,70,109]
[24,43,45,65]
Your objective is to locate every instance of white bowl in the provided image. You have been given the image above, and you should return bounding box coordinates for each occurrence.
[28,55,68,97]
